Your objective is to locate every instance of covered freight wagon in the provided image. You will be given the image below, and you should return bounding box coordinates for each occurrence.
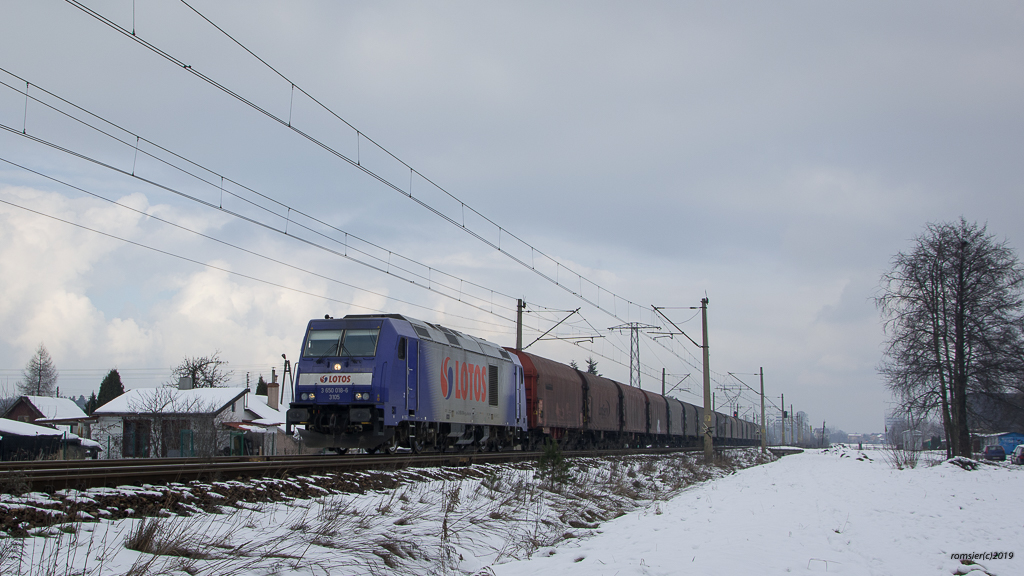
[643,391,668,436]
[618,383,648,435]
[510,350,583,433]
[579,372,620,432]
[667,397,684,437]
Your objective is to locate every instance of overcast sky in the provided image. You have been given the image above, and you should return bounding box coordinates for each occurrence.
[1,1,1022,433]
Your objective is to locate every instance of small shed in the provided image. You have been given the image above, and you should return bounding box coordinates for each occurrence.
[223,389,315,456]
[0,418,95,460]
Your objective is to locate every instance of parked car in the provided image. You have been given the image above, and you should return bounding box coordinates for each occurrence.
[983,445,1006,461]
[1011,444,1024,465]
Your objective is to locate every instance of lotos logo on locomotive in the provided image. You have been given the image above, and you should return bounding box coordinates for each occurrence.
[319,374,354,384]
[440,357,454,400]
[439,357,488,404]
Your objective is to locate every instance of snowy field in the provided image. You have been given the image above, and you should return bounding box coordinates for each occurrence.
[1,447,1020,576]
[495,446,1024,576]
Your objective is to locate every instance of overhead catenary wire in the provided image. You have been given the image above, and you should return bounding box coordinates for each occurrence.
[61,0,649,326]
[0,155,513,333]
[0,196,413,314]
[0,67,521,319]
[0,192,532,341]
[0,79,688,377]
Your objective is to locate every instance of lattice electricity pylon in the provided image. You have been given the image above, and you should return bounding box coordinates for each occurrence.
[609,322,659,387]
[716,383,743,416]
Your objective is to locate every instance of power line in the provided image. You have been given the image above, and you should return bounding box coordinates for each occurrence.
[62,0,649,326]
[0,67,522,320]
[0,72,654,357]
[0,154,512,332]
[0,195,442,316]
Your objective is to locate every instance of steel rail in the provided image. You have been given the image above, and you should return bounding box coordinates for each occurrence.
[1,446,732,491]
[0,445,781,492]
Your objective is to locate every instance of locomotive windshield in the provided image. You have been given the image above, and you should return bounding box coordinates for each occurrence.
[303,328,380,358]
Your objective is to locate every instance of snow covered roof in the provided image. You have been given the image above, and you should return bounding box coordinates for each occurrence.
[0,418,66,437]
[94,387,248,416]
[23,396,88,423]
[246,394,286,426]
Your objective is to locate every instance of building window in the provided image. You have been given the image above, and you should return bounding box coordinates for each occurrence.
[123,419,151,458]
[160,419,193,457]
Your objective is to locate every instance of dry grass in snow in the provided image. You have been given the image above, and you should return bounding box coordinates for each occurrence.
[0,449,773,576]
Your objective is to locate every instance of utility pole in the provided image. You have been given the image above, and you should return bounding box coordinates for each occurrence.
[781,393,785,445]
[822,420,827,448]
[791,404,795,447]
[662,368,666,396]
[516,299,524,351]
[760,367,766,454]
[701,297,713,464]
[282,354,293,407]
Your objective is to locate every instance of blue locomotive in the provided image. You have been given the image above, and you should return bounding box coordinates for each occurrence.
[286,314,527,453]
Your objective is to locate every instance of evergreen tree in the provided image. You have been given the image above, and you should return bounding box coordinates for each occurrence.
[17,343,58,397]
[569,360,579,370]
[96,369,125,408]
[255,375,268,396]
[85,391,99,415]
[586,357,601,376]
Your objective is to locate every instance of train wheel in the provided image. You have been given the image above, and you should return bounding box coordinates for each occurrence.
[332,448,349,455]
[381,435,400,455]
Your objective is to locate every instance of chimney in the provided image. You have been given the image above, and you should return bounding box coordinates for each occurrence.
[178,377,193,390]
[267,380,280,411]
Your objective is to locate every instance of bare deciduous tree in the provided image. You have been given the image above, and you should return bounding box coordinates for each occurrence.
[171,351,233,388]
[877,219,1024,458]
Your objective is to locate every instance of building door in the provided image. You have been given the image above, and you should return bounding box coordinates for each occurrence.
[515,365,523,424]
[406,339,419,412]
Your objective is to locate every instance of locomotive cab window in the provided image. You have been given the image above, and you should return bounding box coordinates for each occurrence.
[341,329,379,357]
[303,328,380,358]
[304,330,343,357]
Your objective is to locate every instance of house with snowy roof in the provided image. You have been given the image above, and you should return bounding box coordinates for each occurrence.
[89,378,311,458]
[3,395,89,436]
[91,382,250,458]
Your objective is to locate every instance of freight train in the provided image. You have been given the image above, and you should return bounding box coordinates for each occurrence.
[285,314,759,453]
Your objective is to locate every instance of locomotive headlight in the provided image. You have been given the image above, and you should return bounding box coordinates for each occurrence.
[333,363,342,370]
[300,393,308,401]
[308,393,315,400]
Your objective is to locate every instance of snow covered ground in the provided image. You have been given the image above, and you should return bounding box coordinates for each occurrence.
[495,446,1024,576]
[1,447,1020,576]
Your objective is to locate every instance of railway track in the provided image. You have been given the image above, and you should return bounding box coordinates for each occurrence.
[0,446,784,492]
